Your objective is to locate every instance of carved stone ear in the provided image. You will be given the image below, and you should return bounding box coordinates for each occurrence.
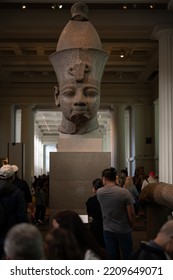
[54,86,60,107]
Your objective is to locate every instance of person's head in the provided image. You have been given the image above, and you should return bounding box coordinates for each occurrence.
[92,178,103,193]
[115,175,120,185]
[49,2,108,134]
[44,227,82,260]
[4,223,45,260]
[52,210,90,243]
[11,164,19,178]
[154,220,173,257]
[124,176,134,188]
[134,166,144,176]
[149,171,155,178]
[101,167,117,185]
[121,169,128,178]
[0,164,15,182]
[52,210,105,259]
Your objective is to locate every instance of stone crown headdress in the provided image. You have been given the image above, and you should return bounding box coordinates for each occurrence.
[49,2,108,86]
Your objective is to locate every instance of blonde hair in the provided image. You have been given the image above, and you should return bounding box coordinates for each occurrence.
[124,176,134,188]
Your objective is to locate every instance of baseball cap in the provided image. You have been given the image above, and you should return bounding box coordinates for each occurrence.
[11,165,19,173]
[149,171,155,177]
[0,164,15,179]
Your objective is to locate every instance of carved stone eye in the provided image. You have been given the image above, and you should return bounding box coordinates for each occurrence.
[85,64,90,72]
[84,89,98,97]
[62,90,75,97]
[68,67,75,76]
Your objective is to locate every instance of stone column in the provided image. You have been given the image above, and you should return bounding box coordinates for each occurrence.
[110,105,117,168]
[146,205,171,240]
[0,104,14,161]
[131,103,155,176]
[125,105,132,175]
[21,105,34,186]
[111,104,125,172]
[153,26,173,183]
[154,99,159,175]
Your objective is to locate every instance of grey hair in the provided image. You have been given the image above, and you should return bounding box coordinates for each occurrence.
[159,220,173,236]
[157,220,173,245]
[4,223,45,260]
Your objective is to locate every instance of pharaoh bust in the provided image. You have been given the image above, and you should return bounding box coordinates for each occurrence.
[49,2,108,134]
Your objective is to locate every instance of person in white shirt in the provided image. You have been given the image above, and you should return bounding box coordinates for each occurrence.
[141,171,158,190]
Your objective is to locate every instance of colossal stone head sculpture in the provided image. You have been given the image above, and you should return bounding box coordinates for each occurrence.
[49,2,108,134]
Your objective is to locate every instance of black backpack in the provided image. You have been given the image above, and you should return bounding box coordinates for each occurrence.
[0,183,17,228]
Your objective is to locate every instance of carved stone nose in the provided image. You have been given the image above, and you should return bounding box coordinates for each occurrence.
[74,102,86,107]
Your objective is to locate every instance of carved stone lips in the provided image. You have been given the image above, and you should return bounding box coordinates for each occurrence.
[73,108,87,112]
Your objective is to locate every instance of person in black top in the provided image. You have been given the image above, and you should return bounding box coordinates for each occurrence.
[119,168,128,188]
[86,178,105,248]
[0,164,28,259]
[12,165,35,220]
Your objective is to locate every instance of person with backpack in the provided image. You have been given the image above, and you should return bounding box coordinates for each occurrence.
[141,171,158,190]
[0,164,28,259]
[12,165,35,221]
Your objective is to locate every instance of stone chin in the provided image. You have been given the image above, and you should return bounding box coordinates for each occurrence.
[58,114,99,135]
[70,113,90,123]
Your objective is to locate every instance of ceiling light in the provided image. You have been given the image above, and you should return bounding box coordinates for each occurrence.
[51,4,56,9]
[120,51,125,58]
[123,4,127,10]
[22,5,26,9]
[51,4,63,10]
[119,72,123,79]
[150,4,154,9]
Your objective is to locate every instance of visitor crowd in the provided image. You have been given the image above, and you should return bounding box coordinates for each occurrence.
[1,162,171,261]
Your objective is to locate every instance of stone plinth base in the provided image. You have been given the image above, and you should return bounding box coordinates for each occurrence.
[146,205,171,240]
[49,151,111,221]
[58,129,103,151]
